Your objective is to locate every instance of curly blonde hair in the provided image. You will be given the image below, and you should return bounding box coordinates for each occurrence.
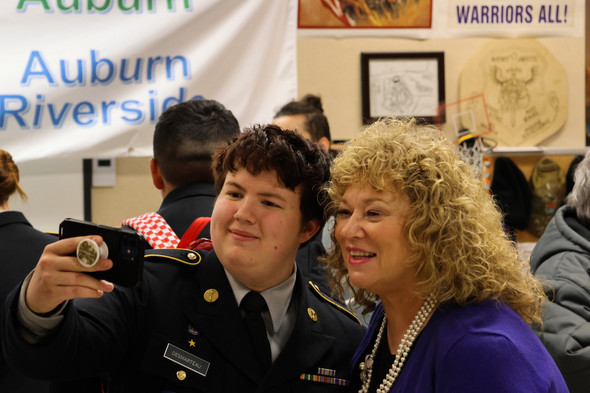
[324,118,546,324]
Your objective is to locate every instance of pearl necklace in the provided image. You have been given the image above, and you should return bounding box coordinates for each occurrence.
[358,294,437,393]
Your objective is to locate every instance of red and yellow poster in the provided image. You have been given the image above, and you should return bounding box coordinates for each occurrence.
[298,0,432,28]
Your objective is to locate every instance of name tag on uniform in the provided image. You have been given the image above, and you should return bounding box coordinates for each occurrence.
[163,344,210,377]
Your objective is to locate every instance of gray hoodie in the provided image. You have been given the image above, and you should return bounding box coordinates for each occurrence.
[530,204,590,393]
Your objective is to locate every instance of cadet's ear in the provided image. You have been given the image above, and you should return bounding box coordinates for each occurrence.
[299,219,321,244]
[150,158,165,190]
[317,137,331,152]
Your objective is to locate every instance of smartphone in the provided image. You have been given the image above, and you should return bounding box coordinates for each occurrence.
[59,218,145,287]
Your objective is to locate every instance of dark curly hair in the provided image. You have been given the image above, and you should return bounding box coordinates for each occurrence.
[212,124,332,226]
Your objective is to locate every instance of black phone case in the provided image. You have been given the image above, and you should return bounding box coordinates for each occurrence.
[59,218,145,287]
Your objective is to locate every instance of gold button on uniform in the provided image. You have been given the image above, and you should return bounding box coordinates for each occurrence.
[187,252,197,260]
[203,289,219,303]
[176,370,186,381]
[307,307,318,322]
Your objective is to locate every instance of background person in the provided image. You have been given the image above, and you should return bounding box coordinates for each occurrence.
[324,118,568,393]
[273,94,335,297]
[123,99,240,247]
[530,149,590,393]
[0,149,56,393]
[2,125,365,392]
[273,94,331,153]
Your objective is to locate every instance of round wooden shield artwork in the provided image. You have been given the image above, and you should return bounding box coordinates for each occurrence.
[460,39,568,146]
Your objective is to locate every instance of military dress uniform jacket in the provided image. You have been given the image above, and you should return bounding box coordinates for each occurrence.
[0,211,57,393]
[0,211,57,299]
[2,248,365,393]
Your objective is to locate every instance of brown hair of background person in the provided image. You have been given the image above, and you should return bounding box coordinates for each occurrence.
[0,150,26,206]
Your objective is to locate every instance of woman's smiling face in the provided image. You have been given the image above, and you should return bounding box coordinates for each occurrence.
[211,168,318,291]
[335,183,417,299]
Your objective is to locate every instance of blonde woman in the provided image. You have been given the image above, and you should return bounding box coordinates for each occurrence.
[324,118,568,393]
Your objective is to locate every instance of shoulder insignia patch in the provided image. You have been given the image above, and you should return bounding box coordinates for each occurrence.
[308,281,361,325]
[144,248,203,266]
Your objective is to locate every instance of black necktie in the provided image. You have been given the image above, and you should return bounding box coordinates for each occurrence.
[241,291,272,375]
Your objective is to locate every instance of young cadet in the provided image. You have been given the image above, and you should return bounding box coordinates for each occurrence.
[2,124,365,393]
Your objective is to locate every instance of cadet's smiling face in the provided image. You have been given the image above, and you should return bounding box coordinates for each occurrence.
[211,168,318,291]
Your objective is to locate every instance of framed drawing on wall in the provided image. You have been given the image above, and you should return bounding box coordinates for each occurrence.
[361,52,445,124]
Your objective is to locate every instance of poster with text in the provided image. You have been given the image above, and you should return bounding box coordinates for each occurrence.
[0,0,298,162]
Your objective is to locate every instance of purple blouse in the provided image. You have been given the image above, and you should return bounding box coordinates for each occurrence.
[349,300,569,393]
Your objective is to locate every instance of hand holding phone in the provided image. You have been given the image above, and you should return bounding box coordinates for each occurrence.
[24,234,114,315]
[24,219,145,315]
[59,218,145,287]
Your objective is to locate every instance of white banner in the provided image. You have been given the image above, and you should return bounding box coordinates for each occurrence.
[0,0,298,162]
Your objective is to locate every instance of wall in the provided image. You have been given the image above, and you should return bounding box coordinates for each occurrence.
[92,157,161,228]
[10,158,84,233]
[297,36,585,144]
[91,34,586,229]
